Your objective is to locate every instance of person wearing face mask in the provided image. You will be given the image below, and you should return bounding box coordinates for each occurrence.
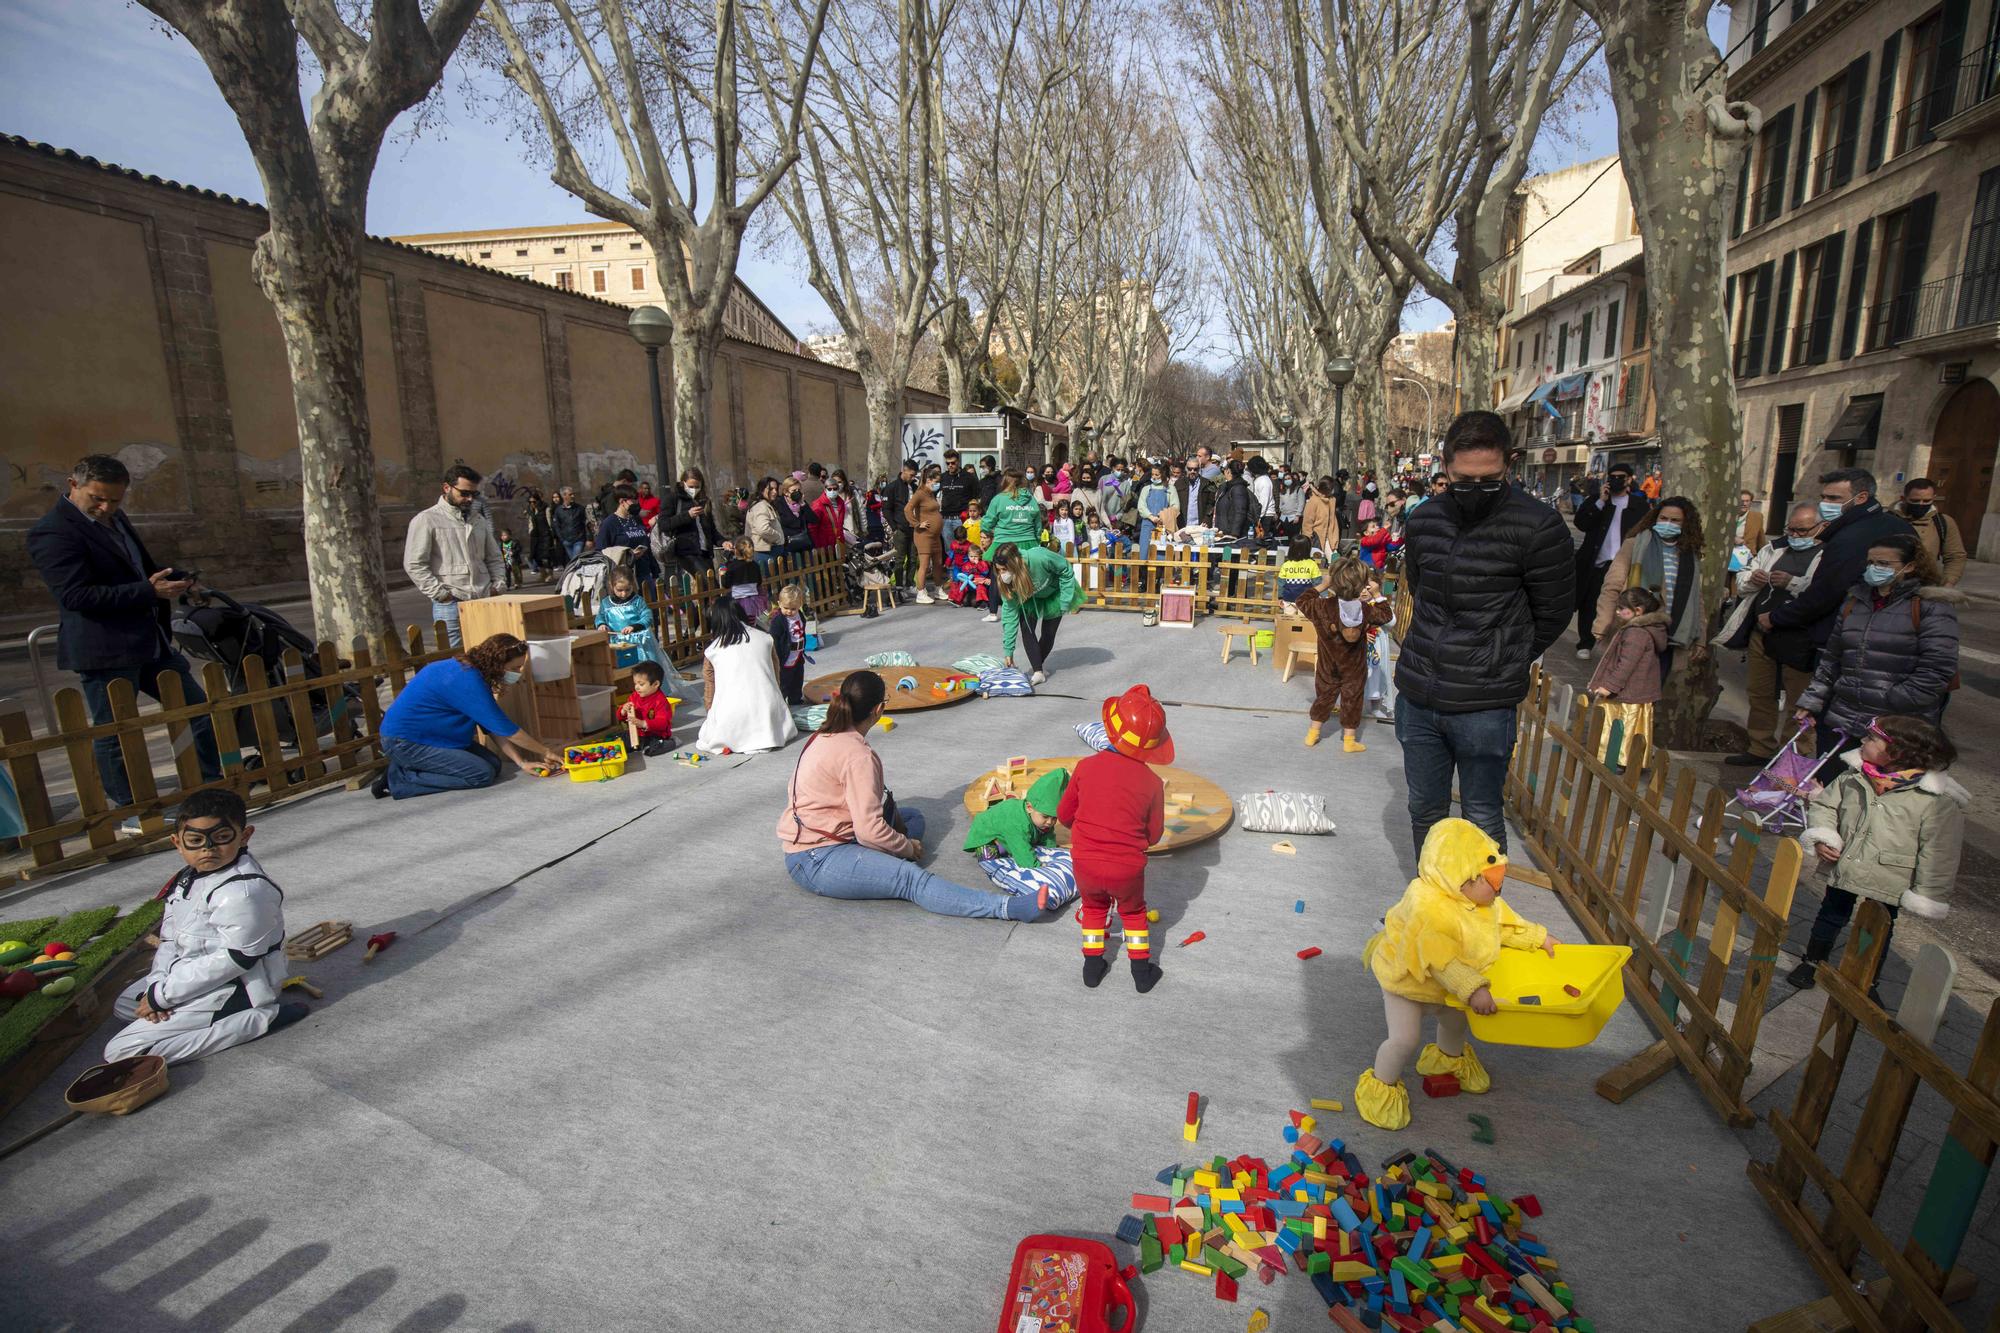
[1591,498,1709,681]
[906,462,947,602]
[404,464,508,648]
[1302,475,1342,554]
[648,468,719,588]
[1396,412,1573,856]
[1727,490,1766,596]
[1792,531,1961,759]
[1569,462,1652,659]
[1759,467,1914,654]
[1896,477,1968,585]
[374,633,565,799]
[1173,456,1220,533]
[1717,502,1828,765]
[806,469,857,549]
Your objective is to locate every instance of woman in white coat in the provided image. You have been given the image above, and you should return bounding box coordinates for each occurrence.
[696,596,798,754]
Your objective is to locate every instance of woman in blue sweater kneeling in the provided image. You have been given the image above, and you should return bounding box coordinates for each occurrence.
[371,633,566,799]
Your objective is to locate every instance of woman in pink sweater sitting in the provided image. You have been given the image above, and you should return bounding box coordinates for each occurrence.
[777,671,1046,920]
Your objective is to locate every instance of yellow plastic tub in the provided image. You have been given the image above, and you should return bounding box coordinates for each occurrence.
[563,738,628,783]
[1445,943,1633,1048]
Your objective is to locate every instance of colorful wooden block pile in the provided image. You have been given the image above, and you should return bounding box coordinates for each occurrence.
[1118,1119,1594,1331]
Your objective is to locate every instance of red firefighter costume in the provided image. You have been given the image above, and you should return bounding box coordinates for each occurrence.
[1059,685,1171,989]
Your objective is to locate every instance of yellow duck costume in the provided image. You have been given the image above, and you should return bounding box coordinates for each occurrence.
[1356,818,1551,1130]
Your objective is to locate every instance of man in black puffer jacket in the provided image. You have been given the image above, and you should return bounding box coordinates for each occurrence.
[1395,412,1574,856]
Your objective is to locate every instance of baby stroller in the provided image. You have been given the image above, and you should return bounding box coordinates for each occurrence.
[172,587,360,754]
[847,540,897,615]
[558,550,618,617]
[1726,721,1847,836]
[944,539,991,608]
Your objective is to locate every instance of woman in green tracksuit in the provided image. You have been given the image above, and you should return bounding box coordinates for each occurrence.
[979,468,1047,621]
[992,541,1083,684]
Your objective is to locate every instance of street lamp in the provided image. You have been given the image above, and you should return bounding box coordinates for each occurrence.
[1390,376,1436,458]
[1327,356,1356,473]
[627,305,674,487]
[1278,411,1294,465]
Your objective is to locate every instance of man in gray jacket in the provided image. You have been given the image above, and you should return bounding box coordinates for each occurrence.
[403,464,504,647]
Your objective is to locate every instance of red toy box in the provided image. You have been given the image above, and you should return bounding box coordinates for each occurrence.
[997,1234,1135,1333]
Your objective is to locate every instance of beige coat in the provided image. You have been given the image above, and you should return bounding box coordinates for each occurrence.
[1799,753,1967,916]
[403,497,504,604]
[1302,491,1341,553]
[745,499,784,553]
[1592,533,1700,641]
[1903,505,1970,585]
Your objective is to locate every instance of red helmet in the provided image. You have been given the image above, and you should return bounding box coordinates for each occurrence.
[1101,684,1175,766]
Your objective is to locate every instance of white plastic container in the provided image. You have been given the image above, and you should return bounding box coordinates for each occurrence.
[528,635,573,683]
[576,685,615,733]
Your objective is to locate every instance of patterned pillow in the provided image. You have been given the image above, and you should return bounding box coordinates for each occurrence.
[1236,791,1337,835]
[978,847,1078,908]
[953,653,1005,675]
[866,651,917,668]
[789,703,829,732]
[1075,720,1113,753]
[977,667,1035,697]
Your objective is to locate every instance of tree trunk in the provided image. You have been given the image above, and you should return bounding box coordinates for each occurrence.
[863,369,908,482]
[1587,0,1756,747]
[670,327,716,482]
[939,300,975,413]
[1452,305,1499,410]
[254,222,392,647]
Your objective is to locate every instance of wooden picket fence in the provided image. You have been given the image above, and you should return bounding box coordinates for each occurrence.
[1747,899,1998,1333]
[575,543,853,667]
[1504,665,1804,1127]
[1056,542,1400,622]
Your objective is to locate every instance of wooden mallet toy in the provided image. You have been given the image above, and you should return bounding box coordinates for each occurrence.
[364,931,397,963]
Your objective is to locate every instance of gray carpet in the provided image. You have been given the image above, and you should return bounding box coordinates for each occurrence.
[0,605,1821,1329]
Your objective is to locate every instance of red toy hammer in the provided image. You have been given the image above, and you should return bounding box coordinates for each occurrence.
[364,931,397,963]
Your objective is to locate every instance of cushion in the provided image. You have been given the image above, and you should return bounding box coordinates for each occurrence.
[978,848,1079,908]
[1236,791,1337,835]
[953,653,1005,675]
[865,651,917,668]
[977,667,1035,697]
[789,703,828,732]
[1074,720,1113,753]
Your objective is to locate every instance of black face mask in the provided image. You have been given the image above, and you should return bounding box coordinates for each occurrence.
[1904,501,1934,517]
[1448,478,1509,526]
[1608,475,1629,492]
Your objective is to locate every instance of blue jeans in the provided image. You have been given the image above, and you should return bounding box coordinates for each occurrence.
[784,808,1037,920]
[78,651,223,808]
[381,735,502,799]
[1395,696,1517,857]
[563,538,586,561]
[430,600,462,647]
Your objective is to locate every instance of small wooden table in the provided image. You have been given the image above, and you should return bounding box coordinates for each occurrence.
[806,666,979,713]
[963,756,1233,854]
[1272,617,1319,683]
[1218,625,1260,666]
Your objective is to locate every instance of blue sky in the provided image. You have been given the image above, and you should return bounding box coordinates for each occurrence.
[0,0,1629,356]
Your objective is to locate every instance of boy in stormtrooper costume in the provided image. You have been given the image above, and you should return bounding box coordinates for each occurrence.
[104,789,304,1064]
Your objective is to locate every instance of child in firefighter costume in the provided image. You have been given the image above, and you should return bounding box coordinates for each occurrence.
[104,790,301,1065]
[1060,685,1171,994]
[1355,818,1558,1130]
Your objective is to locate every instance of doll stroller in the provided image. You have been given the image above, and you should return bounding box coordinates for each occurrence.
[846,540,897,610]
[1725,721,1848,836]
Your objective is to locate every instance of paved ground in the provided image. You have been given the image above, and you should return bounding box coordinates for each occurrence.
[0,604,1824,1330]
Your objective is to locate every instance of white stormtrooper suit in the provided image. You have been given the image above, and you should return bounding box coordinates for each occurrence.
[104,849,288,1064]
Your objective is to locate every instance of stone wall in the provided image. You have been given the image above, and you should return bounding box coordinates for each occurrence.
[0,135,939,615]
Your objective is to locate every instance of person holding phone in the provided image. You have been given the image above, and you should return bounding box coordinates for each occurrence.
[27,454,223,825]
[654,466,724,589]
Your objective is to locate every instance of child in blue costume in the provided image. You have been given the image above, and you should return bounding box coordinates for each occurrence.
[596,564,684,691]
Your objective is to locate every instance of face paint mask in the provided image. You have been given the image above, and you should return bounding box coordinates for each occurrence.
[1653,521,1682,541]
[1788,535,1819,550]
[1818,500,1846,522]
[1862,563,1897,586]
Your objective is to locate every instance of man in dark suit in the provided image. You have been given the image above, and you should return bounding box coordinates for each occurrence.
[1570,461,1652,656]
[27,455,222,820]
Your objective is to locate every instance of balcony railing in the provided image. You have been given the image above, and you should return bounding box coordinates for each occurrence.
[1906,268,2000,341]
[1808,136,1856,196]
[1749,176,1787,226]
[1936,46,2000,136]
[1596,403,1649,438]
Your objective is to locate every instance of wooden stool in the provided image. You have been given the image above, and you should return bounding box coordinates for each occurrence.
[1218,624,1259,665]
[862,585,893,616]
[1272,618,1318,683]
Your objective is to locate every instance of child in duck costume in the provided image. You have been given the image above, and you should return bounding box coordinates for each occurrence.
[1356,818,1558,1130]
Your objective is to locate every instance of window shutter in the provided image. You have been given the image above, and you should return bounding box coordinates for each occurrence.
[1793,89,1818,208]
[1832,56,1869,187]
[1957,169,2000,326]
[1808,233,1846,364]
[1752,0,1771,54]
[1839,220,1873,359]
[1580,311,1593,365]
[1889,193,1937,341]
[1605,300,1621,358]
[1769,251,1798,374]
[1733,150,1751,237]
[1765,107,1794,223]
[1866,33,1900,172]
[1744,263,1774,377]
[1924,0,1972,137]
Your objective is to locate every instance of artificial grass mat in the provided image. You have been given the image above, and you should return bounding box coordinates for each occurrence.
[0,899,163,1067]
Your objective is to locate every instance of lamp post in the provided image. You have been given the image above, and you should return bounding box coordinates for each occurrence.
[627,305,674,487]
[1278,411,1294,468]
[1390,376,1436,459]
[1327,356,1356,474]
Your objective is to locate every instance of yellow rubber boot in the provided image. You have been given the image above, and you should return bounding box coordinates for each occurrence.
[1342,729,1367,753]
[1355,1068,1411,1131]
[1304,724,1322,747]
[1416,1042,1492,1094]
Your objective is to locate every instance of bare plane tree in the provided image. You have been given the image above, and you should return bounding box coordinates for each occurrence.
[484,0,830,479]
[140,0,484,644]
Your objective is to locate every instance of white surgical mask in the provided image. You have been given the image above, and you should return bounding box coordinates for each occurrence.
[1653,521,1681,541]
[502,669,523,684]
[683,484,699,497]
[999,571,1013,585]
[1788,535,1818,551]
[1862,563,1897,586]
[1818,500,1845,522]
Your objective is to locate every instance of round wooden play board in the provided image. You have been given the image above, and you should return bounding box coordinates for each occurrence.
[805,665,980,713]
[961,756,1233,854]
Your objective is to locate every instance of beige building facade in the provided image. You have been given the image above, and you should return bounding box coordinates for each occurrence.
[1724,0,2000,556]
[390,221,802,357]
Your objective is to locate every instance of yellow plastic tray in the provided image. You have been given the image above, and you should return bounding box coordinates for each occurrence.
[1445,943,1633,1049]
[563,738,628,783]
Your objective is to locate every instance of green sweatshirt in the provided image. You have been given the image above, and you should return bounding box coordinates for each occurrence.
[981,489,1047,554]
[963,768,1070,868]
[999,545,1083,655]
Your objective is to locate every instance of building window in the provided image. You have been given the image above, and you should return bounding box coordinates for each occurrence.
[1866,33,1903,171]
[1578,311,1594,366]
[554,246,567,255]
[1812,56,1870,195]
[1753,106,1793,225]
[1896,10,1945,157]
[592,268,608,293]
[1769,251,1797,373]
[1839,220,1873,358]
[631,267,647,290]
[477,249,492,259]
[1866,193,1937,346]
[1556,321,1569,371]
[1532,331,1543,365]
[515,248,528,257]
[1603,300,1621,359]
[629,241,642,250]
[591,244,604,253]
[1631,286,1648,350]
[556,271,575,291]
[1957,168,2000,327]
[1794,233,1847,365]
